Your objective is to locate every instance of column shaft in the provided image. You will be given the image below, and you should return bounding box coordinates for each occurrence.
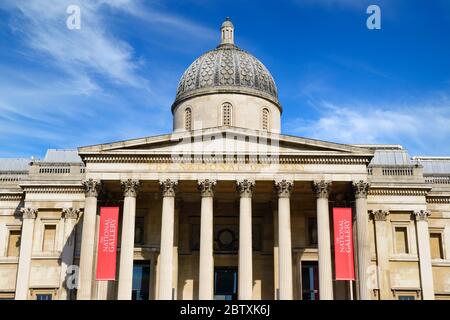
[237,180,254,300]
[354,181,371,300]
[78,179,100,300]
[373,210,391,300]
[313,181,333,300]
[239,196,253,299]
[199,196,214,299]
[415,210,435,300]
[59,208,80,300]
[15,208,37,300]
[158,179,178,300]
[275,180,294,300]
[278,197,293,299]
[117,180,139,300]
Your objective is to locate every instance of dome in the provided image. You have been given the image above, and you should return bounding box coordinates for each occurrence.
[172,19,280,111]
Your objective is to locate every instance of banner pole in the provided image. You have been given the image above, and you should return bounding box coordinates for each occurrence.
[349,280,353,300]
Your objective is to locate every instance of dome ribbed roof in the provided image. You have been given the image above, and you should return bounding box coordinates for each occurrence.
[173,20,280,111]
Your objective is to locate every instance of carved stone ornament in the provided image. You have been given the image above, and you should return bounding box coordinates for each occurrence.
[274,180,294,198]
[236,179,255,198]
[414,210,431,221]
[372,209,389,221]
[62,208,81,220]
[121,179,140,198]
[353,180,370,199]
[312,180,332,199]
[198,179,217,197]
[82,179,101,198]
[159,179,178,197]
[20,207,37,219]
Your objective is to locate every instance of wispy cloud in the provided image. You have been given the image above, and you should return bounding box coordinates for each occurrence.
[0,0,215,156]
[285,96,450,156]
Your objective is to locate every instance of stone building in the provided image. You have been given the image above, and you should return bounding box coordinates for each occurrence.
[0,19,449,300]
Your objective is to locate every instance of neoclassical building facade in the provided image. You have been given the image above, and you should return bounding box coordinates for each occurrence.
[0,19,449,300]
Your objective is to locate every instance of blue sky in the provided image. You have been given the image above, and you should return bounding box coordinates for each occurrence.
[0,0,449,158]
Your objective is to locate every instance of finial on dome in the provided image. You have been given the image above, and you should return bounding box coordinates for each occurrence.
[220,17,234,46]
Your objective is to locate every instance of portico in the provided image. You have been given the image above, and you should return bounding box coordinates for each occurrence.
[75,130,373,300]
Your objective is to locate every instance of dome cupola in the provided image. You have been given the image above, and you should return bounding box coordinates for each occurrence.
[172,19,282,133]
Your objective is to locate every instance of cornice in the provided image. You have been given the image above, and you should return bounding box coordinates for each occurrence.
[426,196,450,204]
[20,185,84,194]
[0,193,23,201]
[368,188,429,196]
[81,154,372,165]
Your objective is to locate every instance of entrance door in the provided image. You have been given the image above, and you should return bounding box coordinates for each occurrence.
[132,260,150,300]
[214,267,238,300]
[301,261,319,300]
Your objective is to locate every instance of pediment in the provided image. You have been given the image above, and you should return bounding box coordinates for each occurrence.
[79,127,374,161]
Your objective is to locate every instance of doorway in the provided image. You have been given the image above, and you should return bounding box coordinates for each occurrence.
[214,267,238,300]
[301,261,319,300]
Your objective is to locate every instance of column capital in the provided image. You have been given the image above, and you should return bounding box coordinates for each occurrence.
[82,179,101,198]
[274,180,294,198]
[62,208,81,220]
[312,180,332,199]
[372,209,389,221]
[236,179,255,198]
[159,179,178,197]
[20,207,37,220]
[198,179,217,197]
[414,210,431,222]
[353,180,370,199]
[121,179,140,198]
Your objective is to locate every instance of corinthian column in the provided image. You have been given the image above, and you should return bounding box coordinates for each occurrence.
[158,179,178,300]
[198,179,216,300]
[274,180,294,300]
[78,179,101,300]
[236,179,255,300]
[15,208,37,300]
[60,208,80,300]
[353,180,371,300]
[414,210,435,300]
[312,181,333,300]
[372,210,391,300]
[117,179,140,300]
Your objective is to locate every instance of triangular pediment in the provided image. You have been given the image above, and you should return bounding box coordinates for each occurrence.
[78,127,374,161]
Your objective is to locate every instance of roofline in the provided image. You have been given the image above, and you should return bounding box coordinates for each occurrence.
[351,144,404,150]
[412,156,450,160]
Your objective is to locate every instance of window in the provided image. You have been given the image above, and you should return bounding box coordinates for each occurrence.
[42,225,57,252]
[398,295,415,300]
[185,108,192,131]
[222,103,232,126]
[395,226,409,254]
[262,108,270,130]
[7,230,21,257]
[30,289,56,300]
[430,233,444,260]
[307,217,318,246]
[36,294,53,300]
[134,217,145,245]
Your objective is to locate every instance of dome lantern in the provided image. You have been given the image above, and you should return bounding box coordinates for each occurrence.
[220,17,235,46]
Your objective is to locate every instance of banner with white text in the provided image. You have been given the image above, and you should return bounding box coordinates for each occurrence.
[333,208,355,280]
[96,207,119,280]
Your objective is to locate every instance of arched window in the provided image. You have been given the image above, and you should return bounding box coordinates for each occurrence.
[262,108,270,130]
[185,107,192,131]
[222,103,232,126]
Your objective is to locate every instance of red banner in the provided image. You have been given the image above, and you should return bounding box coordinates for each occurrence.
[96,207,119,280]
[333,208,355,280]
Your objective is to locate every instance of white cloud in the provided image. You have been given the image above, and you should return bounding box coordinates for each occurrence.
[285,97,450,156]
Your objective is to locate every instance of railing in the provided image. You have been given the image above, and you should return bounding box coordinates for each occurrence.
[382,167,414,176]
[425,176,450,184]
[39,167,71,174]
[0,173,27,182]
